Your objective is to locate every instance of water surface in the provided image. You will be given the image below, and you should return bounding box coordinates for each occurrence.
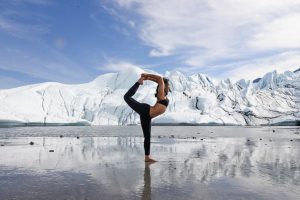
[0,126,300,200]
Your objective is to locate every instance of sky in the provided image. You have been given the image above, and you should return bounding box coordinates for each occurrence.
[0,0,300,89]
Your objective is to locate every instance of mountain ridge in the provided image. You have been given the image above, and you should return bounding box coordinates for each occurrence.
[0,67,299,126]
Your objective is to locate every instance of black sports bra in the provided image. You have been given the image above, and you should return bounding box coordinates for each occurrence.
[157,98,169,107]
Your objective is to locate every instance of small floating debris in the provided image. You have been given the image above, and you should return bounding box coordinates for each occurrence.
[290,139,293,142]
[200,138,204,141]
[269,139,272,142]
[60,135,63,138]
[294,132,299,135]
[265,144,267,145]
[196,132,201,134]
[1,144,4,146]
[49,150,54,152]
[259,138,262,140]
[273,130,275,133]
[247,139,250,142]
[170,135,175,138]
[76,136,80,139]
[192,137,196,139]
[29,141,34,145]
[158,135,161,138]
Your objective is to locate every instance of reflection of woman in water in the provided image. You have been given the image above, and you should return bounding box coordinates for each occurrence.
[124,73,170,162]
[142,163,152,200]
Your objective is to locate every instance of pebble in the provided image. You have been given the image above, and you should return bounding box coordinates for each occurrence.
[29,141,34,145]
[49,150,54,152]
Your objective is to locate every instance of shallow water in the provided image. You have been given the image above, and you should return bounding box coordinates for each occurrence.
[0,126,300,200]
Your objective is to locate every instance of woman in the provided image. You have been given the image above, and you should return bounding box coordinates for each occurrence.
[123,73,170,162]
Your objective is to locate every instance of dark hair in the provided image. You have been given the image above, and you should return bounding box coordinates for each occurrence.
[155,77,171,97]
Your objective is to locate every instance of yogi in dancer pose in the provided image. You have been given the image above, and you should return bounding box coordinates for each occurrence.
[124,73,170,162]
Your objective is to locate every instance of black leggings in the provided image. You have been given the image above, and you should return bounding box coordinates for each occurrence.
[124,82,152,156]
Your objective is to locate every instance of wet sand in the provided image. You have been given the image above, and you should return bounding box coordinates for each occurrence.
[0,126,300,200]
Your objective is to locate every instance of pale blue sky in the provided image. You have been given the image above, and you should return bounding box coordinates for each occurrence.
[0,0,299,89]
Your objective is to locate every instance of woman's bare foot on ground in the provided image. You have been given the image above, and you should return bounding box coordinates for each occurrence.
[145,156,157,162]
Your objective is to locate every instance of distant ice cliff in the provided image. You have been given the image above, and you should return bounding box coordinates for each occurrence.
[0,67,299,126]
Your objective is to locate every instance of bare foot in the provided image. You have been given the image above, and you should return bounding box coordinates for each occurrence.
[138,77,144,85]
[145,157,157,162]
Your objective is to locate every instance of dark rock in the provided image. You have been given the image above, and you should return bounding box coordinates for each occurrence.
[29,141,34,145]
[49,150,54,152]
[253,77,261,83]
[294,67,300,73]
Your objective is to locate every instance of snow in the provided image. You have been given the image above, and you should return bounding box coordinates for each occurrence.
[0,66,299,125]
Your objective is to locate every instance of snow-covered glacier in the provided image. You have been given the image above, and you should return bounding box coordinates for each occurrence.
[0,67,299,126]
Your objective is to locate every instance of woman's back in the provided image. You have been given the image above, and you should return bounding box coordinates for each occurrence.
[150,98,168,118]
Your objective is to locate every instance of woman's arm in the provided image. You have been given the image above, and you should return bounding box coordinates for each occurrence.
[141,73,165,99]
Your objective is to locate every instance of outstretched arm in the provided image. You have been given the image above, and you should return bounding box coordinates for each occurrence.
[141,73,165,99]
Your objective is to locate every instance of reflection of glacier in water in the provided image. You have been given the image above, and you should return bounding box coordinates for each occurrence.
[0,136,300,200]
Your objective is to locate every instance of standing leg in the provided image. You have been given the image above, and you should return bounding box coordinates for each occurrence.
[140,115,151,156]
[141,115,157,162]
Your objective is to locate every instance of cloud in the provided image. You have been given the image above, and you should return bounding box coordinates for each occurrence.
[0,76,23,89]
[0,15,48,39]
[110,0,300,76]
[99,58,141,72]
[223,52,300,81]
[0,1,50,39]
[0,45,94,85]
[214,51,300,81]
[249,13,300,50]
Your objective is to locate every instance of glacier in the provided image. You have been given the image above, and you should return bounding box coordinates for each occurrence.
[0,67,299,126]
